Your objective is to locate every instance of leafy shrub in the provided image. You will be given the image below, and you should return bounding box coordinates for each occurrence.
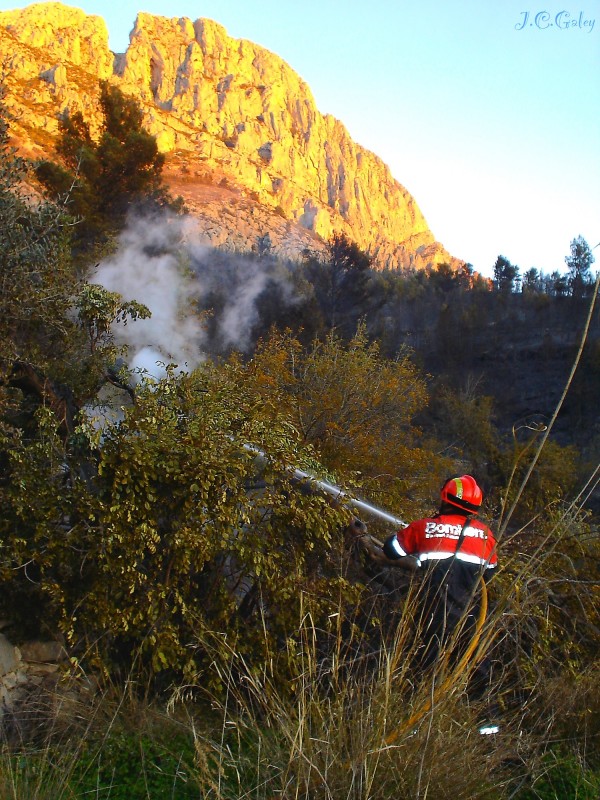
[73,731,200,800]
[0,362,352,688]
[244,324,447,516]
[516,749,600,800]
[0,706,200,800]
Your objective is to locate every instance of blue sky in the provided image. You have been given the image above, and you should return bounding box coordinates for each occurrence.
[2,1,599,277]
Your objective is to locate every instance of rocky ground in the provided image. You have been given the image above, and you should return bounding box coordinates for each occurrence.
[164,157,326,261]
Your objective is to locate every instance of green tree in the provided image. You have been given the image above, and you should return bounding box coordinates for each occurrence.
[549,270,568,297]
[493,255,519,293]
[428,262,457,293]
[95,82,166,213]
[304,232,372,332]
[0,84,84,428]
[522,267,542,294]
[0,363,352,685]
[0,93,356,681]
[565,235,595,298]
[0,114,150,435]
[427,261,477,293]
[35,81,176,247]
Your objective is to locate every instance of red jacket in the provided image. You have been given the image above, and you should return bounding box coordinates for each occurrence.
[386,513,498,570]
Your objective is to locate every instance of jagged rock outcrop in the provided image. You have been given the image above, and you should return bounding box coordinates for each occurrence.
[0,2,461,270]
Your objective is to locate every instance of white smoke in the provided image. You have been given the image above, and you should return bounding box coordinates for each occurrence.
[219,267,269,349]
[93,214,205,380]
[93,213,299,381]
[186,232,298,353]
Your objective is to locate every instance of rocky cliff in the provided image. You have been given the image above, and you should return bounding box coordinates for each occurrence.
[0,2,460,269]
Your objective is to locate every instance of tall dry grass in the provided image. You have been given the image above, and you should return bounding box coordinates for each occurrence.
[0,493,597,799]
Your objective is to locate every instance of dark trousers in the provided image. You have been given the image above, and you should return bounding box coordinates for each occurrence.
[418,560,491,698]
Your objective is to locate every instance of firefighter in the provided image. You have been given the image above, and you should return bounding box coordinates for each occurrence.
[379,476,498,687]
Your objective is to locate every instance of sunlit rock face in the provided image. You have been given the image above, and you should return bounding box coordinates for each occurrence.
[0,2,461,270]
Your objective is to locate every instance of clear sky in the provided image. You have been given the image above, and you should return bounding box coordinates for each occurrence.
[2,1,599,277]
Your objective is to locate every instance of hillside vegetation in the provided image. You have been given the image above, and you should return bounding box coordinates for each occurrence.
[0,84,599,799]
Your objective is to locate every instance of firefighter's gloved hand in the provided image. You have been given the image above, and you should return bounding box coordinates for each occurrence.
[347,517,367,538]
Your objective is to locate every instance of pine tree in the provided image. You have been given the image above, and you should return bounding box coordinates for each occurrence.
[35,81,177,248]
[565,235,595,298]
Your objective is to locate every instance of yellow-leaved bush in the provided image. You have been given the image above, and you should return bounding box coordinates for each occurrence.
[241,324,450,521]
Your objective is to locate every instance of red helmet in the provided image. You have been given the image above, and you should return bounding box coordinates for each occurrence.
[440,475,483,513]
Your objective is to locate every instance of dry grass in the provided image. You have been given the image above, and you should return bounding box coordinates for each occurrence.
[1,500,597,799]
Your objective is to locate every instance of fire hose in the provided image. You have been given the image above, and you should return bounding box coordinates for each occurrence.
[244,442,491,738]
[241,442,409,529]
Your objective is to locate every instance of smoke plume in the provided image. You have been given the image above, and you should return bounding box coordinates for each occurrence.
[93,213,298,379]
[93,213,204,379]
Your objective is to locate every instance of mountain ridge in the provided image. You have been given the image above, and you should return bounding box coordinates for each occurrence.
[0,2,462,269]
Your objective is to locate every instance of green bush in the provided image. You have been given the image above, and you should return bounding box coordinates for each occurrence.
[0,362,353,688]
[73,731,199,800]
[516,750,600,800]
[0,725,199,800]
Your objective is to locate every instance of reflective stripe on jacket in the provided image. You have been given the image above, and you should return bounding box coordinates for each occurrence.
[386,513,498,569]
